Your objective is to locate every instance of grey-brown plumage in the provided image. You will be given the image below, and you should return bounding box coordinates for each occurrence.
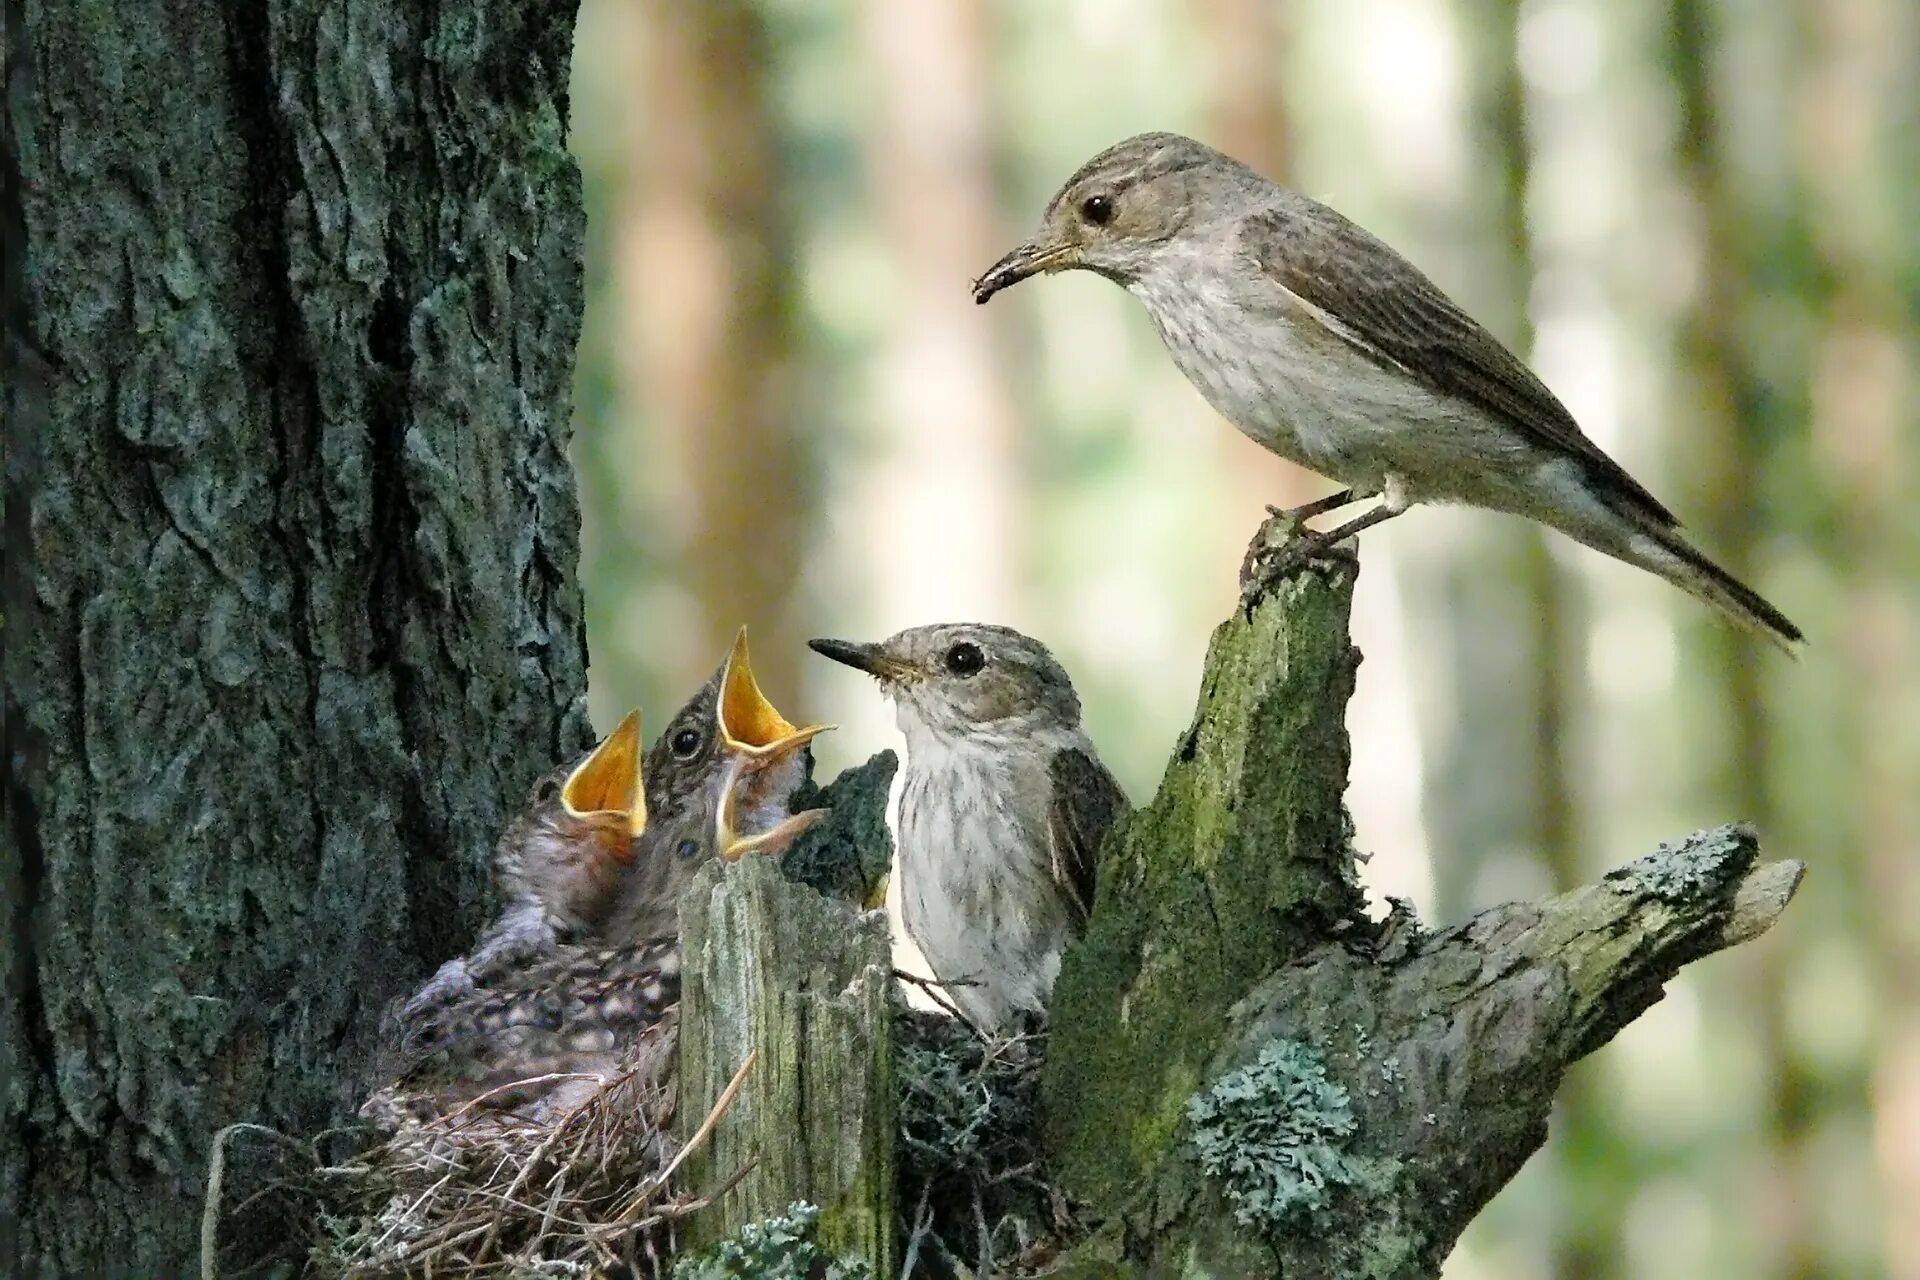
[809,624,1129,1033]
[368,632,829,1129]
[643,627,828,859]
[974,131,1801,649]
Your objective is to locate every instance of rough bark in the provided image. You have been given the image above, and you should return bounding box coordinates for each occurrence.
[675,856,897,1273]
[1040,533,1803,1278]
[2,0,587,1272]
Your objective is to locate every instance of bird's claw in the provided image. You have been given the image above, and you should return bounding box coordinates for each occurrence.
[1238,518,1356,615]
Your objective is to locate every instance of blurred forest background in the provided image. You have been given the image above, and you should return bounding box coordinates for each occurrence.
[565,2,1917,1276]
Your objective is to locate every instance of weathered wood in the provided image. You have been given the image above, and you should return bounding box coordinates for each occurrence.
[676,855,897,1274]
[2,0,587,1271]
[1043,530,1804,1278]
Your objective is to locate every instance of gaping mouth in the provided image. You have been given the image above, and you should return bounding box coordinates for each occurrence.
[807,637,919,688]
[972,241,1077,303]
[713,750,827,862]
[719,627,834,759]
[561,708,647,850]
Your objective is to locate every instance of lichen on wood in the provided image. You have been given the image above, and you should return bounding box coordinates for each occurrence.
[1040,527,1804,1279]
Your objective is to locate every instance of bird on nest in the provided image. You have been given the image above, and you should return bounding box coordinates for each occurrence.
[365,629,830,1131]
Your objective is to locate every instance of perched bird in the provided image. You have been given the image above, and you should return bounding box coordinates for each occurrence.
[809,625,1128,1034]
[974,132,1801,649]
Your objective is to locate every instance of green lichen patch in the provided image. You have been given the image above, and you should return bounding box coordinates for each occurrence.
[1185,1039,1361,1231]
[672,1202,873,1280]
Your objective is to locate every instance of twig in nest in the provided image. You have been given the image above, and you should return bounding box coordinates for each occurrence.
[891,968,986,1034]
[613,1048,757,1224]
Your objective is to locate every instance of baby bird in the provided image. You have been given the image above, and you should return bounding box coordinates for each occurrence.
[369,629,830,1128]
[369,750,823,1128]
[810,624,1128,1034]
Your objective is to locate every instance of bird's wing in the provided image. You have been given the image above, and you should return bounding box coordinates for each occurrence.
[1045,747,1129,927]
[386,938,682,1086]
[1243,203,1676,525]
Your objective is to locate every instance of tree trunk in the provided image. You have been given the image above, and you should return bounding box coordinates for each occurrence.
[1038,530,1801,1278]
[621,0,811,701]
[1,1,589,1272]
[667,522,1802,1278]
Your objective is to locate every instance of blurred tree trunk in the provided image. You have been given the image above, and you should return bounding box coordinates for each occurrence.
[860,0,1024,623]
[626,0,809,702]
[1199,0,1320,517]
[1478,7,1603,1277]
[1789,0,1920,1274]
[1668,6,1822,1276]
[1,1,589,1271]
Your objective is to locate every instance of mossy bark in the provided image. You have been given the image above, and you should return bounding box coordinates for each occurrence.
[1041,533,1804,1278]
[2,0,587,1272]
[676,856,897,1275]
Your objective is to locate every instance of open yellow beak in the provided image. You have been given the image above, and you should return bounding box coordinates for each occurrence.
[560,708,648,846]
[718,627,834,760]
[711,752,829,862]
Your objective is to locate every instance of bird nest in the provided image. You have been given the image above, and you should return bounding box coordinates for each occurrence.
[203,1050,757,1278]
[892,1006,1081,1277]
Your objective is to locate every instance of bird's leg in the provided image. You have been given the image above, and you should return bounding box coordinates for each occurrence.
[1240,474,1411,606]
[1313,471,1411,543]
[1263,487,1363,524]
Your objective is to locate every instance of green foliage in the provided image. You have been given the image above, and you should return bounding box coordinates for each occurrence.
[1185,1038,1361,1230]
[671,1202,874,1280]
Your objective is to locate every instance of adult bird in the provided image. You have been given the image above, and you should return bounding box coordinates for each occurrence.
[809,624,1128,1034]
[974,132,1800,649]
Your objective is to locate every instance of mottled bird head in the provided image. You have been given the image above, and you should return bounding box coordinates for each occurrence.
[809,623,1082,746]
[973,132,1251,302]
[602,748,827,946]
[494,709,649,932]
[646,627,831,836]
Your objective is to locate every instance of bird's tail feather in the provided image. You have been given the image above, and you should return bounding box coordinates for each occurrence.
[1634,524,1803,654]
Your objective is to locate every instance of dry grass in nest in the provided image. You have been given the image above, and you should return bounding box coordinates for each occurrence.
[203,1051,756,1278]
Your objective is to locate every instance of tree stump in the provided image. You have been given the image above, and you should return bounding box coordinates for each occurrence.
[1042,532,1804,1277]
[675,856,897,1274]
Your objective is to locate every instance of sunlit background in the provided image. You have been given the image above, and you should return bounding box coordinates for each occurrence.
[566,2,1918,1275]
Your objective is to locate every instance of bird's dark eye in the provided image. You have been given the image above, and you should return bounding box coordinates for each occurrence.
[1080,193,1114,226]
[677,838,700,860]
[670,727,702,759]
[945,642,985,677]
[535,778,561,803]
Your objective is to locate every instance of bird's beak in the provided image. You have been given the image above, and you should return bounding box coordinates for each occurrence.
[718,627,834,760]
[972,238,1077,303]
[807,637,920,686]
[561,708,648,843]
[713,751,828,862]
